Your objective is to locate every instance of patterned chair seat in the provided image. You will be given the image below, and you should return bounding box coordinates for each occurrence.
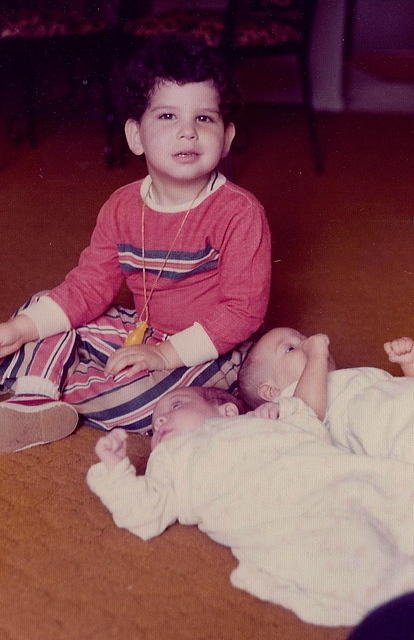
[0,10,108,40]
[123,6,303,50]
[231,16,301,47]
[124,10,226,48]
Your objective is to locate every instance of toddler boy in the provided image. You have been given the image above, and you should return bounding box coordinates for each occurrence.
[0,33,271,452]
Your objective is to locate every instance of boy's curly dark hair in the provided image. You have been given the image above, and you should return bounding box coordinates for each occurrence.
[125,33,241,125]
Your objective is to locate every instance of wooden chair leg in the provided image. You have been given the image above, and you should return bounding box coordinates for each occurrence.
[299,51,324,174]
[20,42,38,147]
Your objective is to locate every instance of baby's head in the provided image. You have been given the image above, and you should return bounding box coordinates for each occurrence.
[151,387,244,449]
[238,327,336,408]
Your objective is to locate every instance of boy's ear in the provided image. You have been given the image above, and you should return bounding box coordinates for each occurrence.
[221,122,236,158]
[218,402,239,418]
[125,119,144,156]
[258,381,280,403]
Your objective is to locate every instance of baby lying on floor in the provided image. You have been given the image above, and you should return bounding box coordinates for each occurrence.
[87,333,414,627]
[239,328,414,461]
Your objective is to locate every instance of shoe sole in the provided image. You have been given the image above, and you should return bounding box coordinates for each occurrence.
[0,403,78,453]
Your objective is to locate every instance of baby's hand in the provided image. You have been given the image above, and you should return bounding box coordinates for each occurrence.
[247,402,279,420]
[302,334,330,359]
[105,344,165,379]
[95,429,128,469]
[384,337,414,364]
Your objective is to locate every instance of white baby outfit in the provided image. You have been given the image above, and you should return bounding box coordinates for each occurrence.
[87,395,414,627]
[282,366,414,460]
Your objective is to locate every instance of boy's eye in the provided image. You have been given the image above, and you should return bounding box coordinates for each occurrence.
[197,115,213,123]
[286,346,295,353]
[171,401,182,409]
[159,113,175,120]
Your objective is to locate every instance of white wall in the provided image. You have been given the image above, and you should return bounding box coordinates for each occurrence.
[352,0,414,52]
[310,0,347,111]
[346,0,414,112]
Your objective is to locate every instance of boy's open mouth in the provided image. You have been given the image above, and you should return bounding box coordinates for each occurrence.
[174,151,199,159]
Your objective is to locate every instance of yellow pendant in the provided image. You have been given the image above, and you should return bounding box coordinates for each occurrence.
[124,321,149,346]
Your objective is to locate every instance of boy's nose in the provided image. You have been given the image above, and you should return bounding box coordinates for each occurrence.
[177,123,197,140]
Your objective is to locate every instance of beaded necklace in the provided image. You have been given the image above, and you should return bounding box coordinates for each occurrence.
[124,179,210,346]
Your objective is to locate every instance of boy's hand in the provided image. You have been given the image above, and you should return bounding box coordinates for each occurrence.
[105,339,183,379]
[105,344,165,378]
[384,337,414,364]
[247,402,279,420]
[95,429,128,469]
[0,315,39,358]
[301,334,330,359]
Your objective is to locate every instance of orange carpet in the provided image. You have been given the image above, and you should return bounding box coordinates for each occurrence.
[0,104,413,639]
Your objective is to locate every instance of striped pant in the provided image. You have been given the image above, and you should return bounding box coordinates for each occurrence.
[0,294,249,432]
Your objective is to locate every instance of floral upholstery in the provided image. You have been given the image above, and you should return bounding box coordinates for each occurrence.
[124,10,226,48]
[231,0,306,47]
[232,17,301,47]
[123,7,302,49]
[0,10,108,40]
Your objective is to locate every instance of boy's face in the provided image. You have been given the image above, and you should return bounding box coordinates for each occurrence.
[125,80,235,195]
[151,388,222,449]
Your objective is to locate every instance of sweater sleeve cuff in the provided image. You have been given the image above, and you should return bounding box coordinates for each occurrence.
[168,322,218,367]
[19,296,71,339]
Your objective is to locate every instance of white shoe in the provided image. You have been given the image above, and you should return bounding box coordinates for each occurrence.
[0,397,78,453]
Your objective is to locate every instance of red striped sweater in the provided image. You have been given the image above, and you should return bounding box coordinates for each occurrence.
[48,176,271,355]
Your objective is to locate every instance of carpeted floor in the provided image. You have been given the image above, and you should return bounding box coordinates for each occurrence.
[0,104,413,639]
